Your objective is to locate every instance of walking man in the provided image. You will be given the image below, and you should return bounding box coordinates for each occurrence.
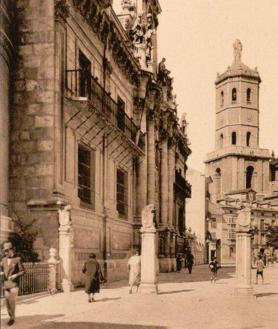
[209,257,220,283]
[127,249,141,294]
[186,252,194,274]
[0,242,25,326]
[255,255,264,284]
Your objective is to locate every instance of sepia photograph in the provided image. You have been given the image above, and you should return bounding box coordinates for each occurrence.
[0,0,278,328]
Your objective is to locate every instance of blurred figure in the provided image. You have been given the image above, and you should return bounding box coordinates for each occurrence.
[255,255,264,284]
[209,257,220,283]
[0,242,25,326]
[127,249,141,294]
[82,253,103,302]
[186,253,194,274]
[176,254,182,272]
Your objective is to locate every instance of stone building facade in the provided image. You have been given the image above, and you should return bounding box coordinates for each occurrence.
[205,40,278,265]
[0,0,191,287]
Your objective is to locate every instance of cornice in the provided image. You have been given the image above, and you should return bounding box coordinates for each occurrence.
[70,0,140,85]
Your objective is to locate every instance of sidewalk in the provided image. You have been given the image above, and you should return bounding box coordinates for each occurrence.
[1,264,278,329]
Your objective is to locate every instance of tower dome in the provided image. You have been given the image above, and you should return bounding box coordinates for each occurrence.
[216,39,261,85]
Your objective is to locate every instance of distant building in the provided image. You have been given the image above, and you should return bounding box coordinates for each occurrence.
[0,0,191,287]
[185,168,206,264]
[205,40,278,265]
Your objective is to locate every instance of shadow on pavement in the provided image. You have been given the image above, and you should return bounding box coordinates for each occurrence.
[158,289,193,295]
[158,266,235,284]
[95,297,121,302]
[1,314,64,329]
[6,319,168,329]
[255,292,278,298]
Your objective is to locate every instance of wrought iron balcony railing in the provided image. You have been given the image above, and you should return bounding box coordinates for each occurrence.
[174,170,191,198]
[65,69,140,145]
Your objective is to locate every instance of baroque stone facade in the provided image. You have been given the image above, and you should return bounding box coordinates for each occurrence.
[0,0,191,286]
[205,40,278,265]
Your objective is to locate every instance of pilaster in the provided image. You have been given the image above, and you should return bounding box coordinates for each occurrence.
[147,111,155,205]
[160,135,168,225]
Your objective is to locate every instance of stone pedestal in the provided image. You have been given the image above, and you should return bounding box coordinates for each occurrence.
[58,205,73,293]
[47,248,59,294]
[235,208,253,296]
[139,204,158,294]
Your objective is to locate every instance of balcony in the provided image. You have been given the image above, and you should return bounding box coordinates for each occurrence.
[65,69,143,148]
[174,170,191,198]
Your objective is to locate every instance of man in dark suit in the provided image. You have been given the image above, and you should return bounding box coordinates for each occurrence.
[0,242,25,326]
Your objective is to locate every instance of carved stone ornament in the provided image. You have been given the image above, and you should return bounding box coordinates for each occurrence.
[237,208,251,228]
[141,204,155,229]
[58,205,71,227]
[233,39,242,63]
[55,0,70,21]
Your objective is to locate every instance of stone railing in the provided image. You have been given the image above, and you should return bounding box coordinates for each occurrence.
[205,145,271,162]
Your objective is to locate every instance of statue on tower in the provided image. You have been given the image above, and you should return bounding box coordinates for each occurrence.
[233,39,243,63]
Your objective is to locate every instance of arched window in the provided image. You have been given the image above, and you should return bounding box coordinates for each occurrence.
[246,132,251,146]
[215,168,222,196]
[232,88,237,102]
[231,132,237,145]
[220,91,224,107]
[246,166,254,189]
[220,134,224,148]
[247,88,251,103]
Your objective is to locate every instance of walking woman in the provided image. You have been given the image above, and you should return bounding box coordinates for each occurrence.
[127,249,141,294]
[82,253,103,302]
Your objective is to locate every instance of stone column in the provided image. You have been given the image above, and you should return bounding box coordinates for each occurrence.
[0,1,13,242]
[147,116,155,205]
[139,204,158,294]
[160,137,168,225]
[136,156,147,216]
[58,205,73,293]
[168,142,175,226]
[235,208,253,296]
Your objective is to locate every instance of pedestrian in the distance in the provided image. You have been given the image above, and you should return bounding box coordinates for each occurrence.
[0,242,25,326]
[186,252,194,274]
[209,257,220,283]
[82,253,103,302]
[176,254,182,272]
[255,255,264,284]
[127,249,141,294]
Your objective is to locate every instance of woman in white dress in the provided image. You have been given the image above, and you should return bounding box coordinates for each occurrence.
[127,249,141,294]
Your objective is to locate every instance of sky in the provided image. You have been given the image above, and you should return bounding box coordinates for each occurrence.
[114,1,278,172]
[157,0,278,171]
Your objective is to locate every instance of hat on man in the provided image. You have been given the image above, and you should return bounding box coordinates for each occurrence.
[3,242,13,251]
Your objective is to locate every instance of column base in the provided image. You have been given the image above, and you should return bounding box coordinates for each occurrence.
[159,257,172,272]
[234,284,253,296]
[61,279,73,293]
[139,283,158,294]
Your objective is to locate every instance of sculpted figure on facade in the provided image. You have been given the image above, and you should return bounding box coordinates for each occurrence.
[141,204,155,230]
[130,14,145,44]
[157,58,170,86]
[180,113,187,134]
[58,205,71,232]
[145,14,154,64]
[233,39,242,63]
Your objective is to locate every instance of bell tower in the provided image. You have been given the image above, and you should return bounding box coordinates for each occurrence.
[205,40,272,201]
[215,39,260,150]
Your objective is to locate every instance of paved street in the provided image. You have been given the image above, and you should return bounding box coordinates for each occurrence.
[1,264,278,329]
